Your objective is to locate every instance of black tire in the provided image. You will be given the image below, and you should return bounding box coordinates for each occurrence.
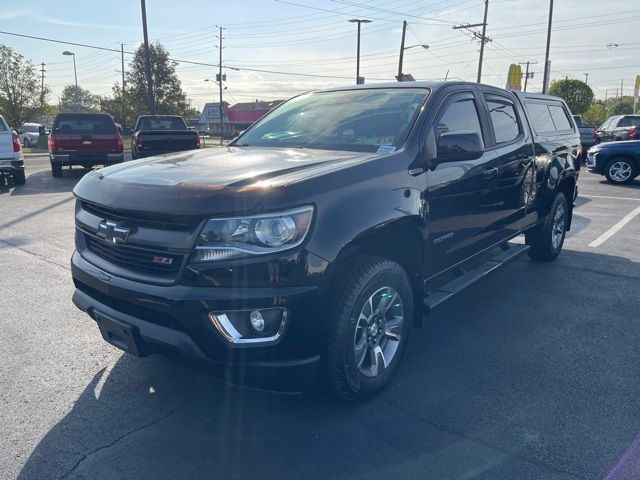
[604,157,637,185]
[12,169,26,185]
[526,193,568,261]
[324,256,413,401]
[51,163,63,178]
[22,138,30,148]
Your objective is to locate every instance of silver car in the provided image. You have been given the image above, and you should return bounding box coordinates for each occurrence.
[20,122,44,148]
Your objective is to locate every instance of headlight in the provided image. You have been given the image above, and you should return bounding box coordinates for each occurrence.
[192,205,314,262]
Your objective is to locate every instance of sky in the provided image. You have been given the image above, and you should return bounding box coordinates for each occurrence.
[1,0,638,110]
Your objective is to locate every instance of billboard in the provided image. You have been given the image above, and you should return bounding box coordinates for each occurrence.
[506,64,522,91]
[199,103,229,124]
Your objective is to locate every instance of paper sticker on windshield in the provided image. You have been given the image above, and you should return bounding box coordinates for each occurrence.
[375,136,395,145]
[376,145,396,154]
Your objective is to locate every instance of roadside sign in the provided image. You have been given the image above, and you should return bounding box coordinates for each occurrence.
[634,75,640,114]
[506,64,522,91]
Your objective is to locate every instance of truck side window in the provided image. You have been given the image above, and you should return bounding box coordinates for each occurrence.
[526,101,555,134]
[435,98,483,142]
[548,105,572,131]
[485,95,520,144]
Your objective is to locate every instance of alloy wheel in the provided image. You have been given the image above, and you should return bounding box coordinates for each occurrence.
[353,286,404,378]
[552,203,566,250]
[609,161,632,183]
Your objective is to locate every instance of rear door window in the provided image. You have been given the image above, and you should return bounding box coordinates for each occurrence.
[484,94,521,144]
[54,115,116,134]
[619,116,640,127]
[525,101,557,134]
[548,104,573,131]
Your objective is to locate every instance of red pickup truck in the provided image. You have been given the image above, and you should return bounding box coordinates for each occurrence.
[48,113,124,178]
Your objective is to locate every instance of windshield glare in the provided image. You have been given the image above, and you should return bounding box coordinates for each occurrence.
[236,89,429,152]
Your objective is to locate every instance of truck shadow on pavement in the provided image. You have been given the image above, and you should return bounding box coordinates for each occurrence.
[2,168,90,196]
[17,249,640,480]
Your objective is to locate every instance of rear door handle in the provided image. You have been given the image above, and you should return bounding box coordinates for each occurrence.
[483,167,498,178]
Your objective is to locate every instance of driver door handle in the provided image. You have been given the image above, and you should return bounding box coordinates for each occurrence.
[484,167,499,178]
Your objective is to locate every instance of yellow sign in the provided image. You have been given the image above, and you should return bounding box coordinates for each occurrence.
[506,64,522,92]
[635,75,640,114]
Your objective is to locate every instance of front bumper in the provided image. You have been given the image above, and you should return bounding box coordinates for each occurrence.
[585,152,604,174]
[71,251,324,391]
[51,153,124,167]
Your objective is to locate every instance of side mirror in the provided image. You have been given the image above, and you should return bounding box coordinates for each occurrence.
[437,131,484,162]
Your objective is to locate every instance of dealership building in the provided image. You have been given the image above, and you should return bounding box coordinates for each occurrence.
[199,100,284,136]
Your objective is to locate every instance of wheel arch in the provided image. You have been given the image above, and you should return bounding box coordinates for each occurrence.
[556,175,576,230]
[332,216,426,326]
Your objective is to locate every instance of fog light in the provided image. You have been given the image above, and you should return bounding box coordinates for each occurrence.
[208,307,288,345]
[249,310,265,332]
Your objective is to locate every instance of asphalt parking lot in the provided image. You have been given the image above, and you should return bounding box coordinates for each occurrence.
[1,156,640,480]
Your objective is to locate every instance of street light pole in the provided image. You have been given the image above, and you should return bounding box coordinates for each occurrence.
[542,0,554,93]
[218,26,224,145]
[397,20,407,81]
[349,19,371,85]
[63,51,78,111]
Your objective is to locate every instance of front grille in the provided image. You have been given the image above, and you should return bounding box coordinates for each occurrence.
[82,201,199,231]
[86,234,185,276]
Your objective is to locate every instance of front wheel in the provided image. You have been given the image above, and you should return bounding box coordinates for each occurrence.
[526,193,568,261]
[324,256,413,401]
[22,138,30,148]
[605,158,636,185]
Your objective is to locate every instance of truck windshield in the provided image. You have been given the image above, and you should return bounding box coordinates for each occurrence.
[236,88,429,152]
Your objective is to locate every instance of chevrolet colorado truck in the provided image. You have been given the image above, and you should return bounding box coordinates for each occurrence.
[71,82,580,400]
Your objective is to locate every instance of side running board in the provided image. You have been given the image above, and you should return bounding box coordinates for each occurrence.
[424,243,530,312]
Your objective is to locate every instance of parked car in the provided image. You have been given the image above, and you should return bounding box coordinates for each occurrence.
[595,115,640,144]
[586,140,640,184]
[130,115,200,159]
[20,122,45,148]
[0,115,25,185]
[48,113,124,178]
[572,115,596,158]
[71,82,580,400]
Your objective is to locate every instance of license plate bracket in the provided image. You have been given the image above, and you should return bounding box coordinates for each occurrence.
[94,311,143,357]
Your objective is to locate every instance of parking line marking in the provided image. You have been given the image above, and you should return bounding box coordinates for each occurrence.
[583,194,640,202]
[589,205,640,248]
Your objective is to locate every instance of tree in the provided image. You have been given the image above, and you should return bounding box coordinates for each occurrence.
[0,44,46,128]
[606,96,634,117]
[59,84,101,112]
[582,103,607,126]
[126,42,188,116]
[100,83,137,128]
[548,79,594,115]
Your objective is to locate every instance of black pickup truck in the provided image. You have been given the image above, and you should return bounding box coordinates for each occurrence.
[131,115,200,159]
[71,82,580,400]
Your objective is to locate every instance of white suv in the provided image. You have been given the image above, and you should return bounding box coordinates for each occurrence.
[20,122,44,148]
[0,115,25,185]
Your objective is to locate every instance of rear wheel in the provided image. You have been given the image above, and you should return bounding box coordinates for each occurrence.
[22,138,30,148]
[324,256,413,401]
[604,158,636,185]
[51,163,62,178]
[12,169,25,185]
[526,193,568,261]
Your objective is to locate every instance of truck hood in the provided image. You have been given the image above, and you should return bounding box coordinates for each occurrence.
[73,146,368,215]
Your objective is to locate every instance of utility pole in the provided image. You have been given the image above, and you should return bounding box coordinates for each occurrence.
[584,73,589,84]
[542,0,554,93]
[477,0,489,83]
[140,0,154,114]
[120,43,126,93]
[397,20,407,82]
[218,26,224,145]
[453,1,491,84]
[620,79,624,98]
[40,63,45,108]
[519,61,537,92]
